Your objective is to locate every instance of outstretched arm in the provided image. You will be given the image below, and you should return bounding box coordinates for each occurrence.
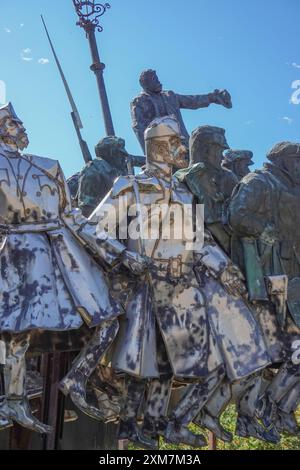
[177,89,232,110]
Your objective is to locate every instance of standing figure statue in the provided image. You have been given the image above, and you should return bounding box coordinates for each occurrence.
[68,137,145,217]
[175,126,238,255]
[0,103,145,433]
[229,141,300,437]
[131,69,232,152]
[174,126,278,444]
[222,149,254,181]
[89,116,270,448]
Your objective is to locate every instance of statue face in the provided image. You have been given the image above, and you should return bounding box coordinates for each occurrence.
[207,143,225,170]
[283,156,300,183]
[143,72,163,94]
[235,160,251,178]
[2,117,29,150]
[168,135,188,168]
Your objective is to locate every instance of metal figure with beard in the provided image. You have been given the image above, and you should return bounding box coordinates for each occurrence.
[0,102,146,434]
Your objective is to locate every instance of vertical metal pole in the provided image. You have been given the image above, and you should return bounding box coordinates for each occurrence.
[85,23,115,136]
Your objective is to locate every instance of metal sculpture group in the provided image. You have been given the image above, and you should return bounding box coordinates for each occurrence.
[0,1,300,452]
[1,93,300,449]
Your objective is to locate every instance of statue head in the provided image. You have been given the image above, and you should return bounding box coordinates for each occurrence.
[190,125,229,169]
[222,149,254,178]
[95,136,128,172]
[144,116,188,170]
[0,103,29,151]
[267,141,300,184]
[139,69,163,95]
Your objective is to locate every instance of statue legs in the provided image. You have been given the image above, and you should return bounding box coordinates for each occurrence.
[256,361,300,430]
[59,319,119,422]
[118,375,158,449]
[276,381,300,435]
[236,372,280,444]
[193,378,233,442]
[0,332,52,434]
[256,361,300,436]
[160,366,226,448]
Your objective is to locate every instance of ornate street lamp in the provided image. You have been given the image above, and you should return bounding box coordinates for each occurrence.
[73,1,115,136]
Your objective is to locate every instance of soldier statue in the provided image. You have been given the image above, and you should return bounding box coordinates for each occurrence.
[89,116,270,448]
[173,126,279,444]
[0,103,146,433]
[222,149,254,181]
[131,69,232,152]
[175,126,238,255]
[229,141,300,437]
[68,136,145,217]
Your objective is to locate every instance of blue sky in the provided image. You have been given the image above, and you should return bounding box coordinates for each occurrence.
[1,0,299,177]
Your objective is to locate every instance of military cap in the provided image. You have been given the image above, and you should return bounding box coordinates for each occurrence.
[223,149,254,165]
[0,102,22,125]
[190,125,229,150]
[267,141,300,162]
[144,116,182,141]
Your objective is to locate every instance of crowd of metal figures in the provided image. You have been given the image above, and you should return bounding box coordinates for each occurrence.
[1,69,300,450]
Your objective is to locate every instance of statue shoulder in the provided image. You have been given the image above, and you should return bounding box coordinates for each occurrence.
[81,158,113,177]
[175,163,206,182]
[222,167,238,183]
[111,175,135,198]
[25,154,60,178]
[162,90,176,99]
[131,93,148,108]
[240,169,267,186]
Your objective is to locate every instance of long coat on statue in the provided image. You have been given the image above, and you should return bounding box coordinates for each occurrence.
[89,170,270,381]
[0,143,125,333]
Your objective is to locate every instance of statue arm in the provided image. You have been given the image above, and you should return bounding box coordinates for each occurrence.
[57,163,127,267]
[131,100,146,152]
[85,180,148,274]
[177,89,232,110]
[195,232,247,297]
[176,93,213,110]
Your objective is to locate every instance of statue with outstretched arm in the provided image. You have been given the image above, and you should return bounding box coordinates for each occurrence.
[131,69,232,152]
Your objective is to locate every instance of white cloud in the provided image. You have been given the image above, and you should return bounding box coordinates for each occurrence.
[38,58,49,65]
[245,120,255,125]
[283,116,293,125]
[4,27,11,33]
[21,48,33,62]
[292,62,300,69]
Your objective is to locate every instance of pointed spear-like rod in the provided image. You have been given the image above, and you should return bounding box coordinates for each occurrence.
[41,14,92,163]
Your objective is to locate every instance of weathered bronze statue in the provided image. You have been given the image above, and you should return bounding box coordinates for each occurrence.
[175,126,238,254]
[222,149,254,180]
[174,126,278,444]
[131,69,232,151]
[229,141,300,437]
